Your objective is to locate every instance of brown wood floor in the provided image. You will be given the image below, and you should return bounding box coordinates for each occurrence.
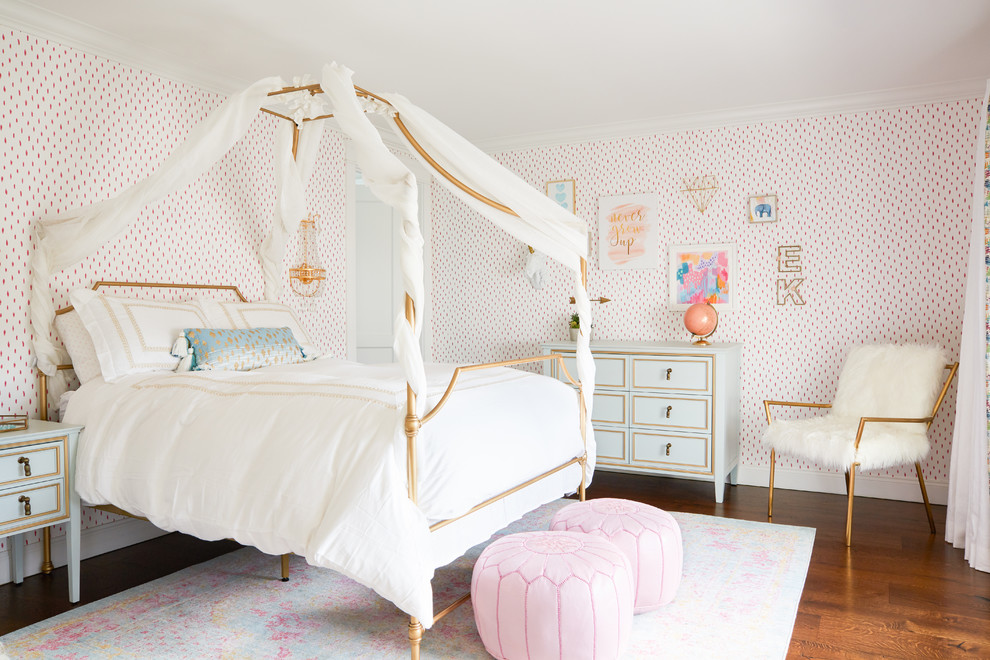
[2,471,988,658]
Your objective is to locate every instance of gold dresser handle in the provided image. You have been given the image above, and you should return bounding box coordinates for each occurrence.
[665,368,673,381]
[665,405,673,418]
[18,495,31,516]
[18,456,31,476]
[665,442,672,456]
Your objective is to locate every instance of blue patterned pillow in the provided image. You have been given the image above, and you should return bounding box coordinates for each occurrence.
[184,327,307,371]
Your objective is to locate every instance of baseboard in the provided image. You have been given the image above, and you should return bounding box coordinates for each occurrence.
[736,465,948,505]
[0,517,168,586]
[0,467,945,586]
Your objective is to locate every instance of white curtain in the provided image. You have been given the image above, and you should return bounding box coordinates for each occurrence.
[320,63,428,413]
[945,80,990,573]
[261,119,325,301]
[30,63,596,470]
[31,76,285,394]
[27,63,599,624]
[383,93,596,453]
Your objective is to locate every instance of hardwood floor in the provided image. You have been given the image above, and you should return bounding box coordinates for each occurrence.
[2,471,988,657]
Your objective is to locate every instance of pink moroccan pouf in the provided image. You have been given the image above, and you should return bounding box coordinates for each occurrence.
[550,498,683,613]
[471,530,634,660]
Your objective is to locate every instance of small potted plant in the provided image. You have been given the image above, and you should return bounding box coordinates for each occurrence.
[569,313,580,341]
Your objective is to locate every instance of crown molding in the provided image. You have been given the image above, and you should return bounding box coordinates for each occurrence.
[0,0,247,94]
[474,78,986,154]
[2,2,983,154]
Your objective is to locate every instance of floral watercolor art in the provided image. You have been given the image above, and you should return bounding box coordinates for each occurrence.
[669,243,736,310]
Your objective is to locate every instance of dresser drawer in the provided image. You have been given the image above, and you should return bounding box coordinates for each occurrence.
[592,392,627,425]
[632,357,712,394]
[542,341,741,504]
[632,432,710,472]
[556,352,627,389]
[0,480,65,531]
[631,394,710,432]
[0,438,63,487]
[594,426,627,462]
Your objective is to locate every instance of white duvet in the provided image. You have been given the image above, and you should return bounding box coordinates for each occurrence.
[64,358,591,626]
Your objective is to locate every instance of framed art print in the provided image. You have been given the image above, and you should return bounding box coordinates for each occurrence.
[748,194,777,223]
[598,193,660,270]
[546,179,576,213]
[668,243,737,310]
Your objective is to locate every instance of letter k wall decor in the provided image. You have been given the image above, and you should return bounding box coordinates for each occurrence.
[776,245,806,305]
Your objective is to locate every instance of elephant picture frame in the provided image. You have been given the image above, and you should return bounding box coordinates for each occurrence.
[748,194,777,223]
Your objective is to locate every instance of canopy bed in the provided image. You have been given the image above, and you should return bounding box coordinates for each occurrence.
[28,63,597,658]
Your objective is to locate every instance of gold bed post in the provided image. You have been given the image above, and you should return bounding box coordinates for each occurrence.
[403,292,424,659]
[272,122,302,586]
[579,258,588,503]
[37,371,54,573]
[269,83,588,657]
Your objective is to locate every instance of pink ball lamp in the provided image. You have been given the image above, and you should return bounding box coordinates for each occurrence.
[683,302,719,345]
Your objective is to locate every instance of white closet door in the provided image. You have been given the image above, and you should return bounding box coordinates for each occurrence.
[355,181,402,363]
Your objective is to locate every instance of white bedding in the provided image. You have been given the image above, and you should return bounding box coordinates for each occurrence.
[64,357,591,626]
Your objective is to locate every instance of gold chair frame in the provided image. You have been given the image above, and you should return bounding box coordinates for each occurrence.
[764,362,958,546]
[37,79,591,659]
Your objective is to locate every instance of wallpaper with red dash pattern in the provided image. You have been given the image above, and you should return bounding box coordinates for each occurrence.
[429,102,978,486]
[0,24,979,559]
[0,27,347,549]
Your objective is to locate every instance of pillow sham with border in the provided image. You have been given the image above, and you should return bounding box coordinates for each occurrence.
[200,300,320,359]
[69,288,220,381]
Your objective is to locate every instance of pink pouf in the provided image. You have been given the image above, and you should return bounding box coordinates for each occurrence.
[550,498,683,613]
[471,530,633,660]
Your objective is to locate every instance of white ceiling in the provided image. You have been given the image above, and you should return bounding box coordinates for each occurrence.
[3,0,989,149]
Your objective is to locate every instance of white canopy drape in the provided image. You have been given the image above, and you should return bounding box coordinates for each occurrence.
[30,76,284,394]
[28,60,598,624]
[945,80,990,573]
[261,119,325,301]
[31,64,596,432]
[383,92,596,443]
[320,63,428,413]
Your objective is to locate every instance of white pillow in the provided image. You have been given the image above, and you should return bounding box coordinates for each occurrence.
[200,300,320,359]
[53,310,102,384]
[69,288,220,380]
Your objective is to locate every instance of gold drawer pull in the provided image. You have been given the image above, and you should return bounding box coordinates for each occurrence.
[18,456,31,476]
[665,368,673,381]
[665,405,673,418]
[18,495,31,516]
[665,442,672,456]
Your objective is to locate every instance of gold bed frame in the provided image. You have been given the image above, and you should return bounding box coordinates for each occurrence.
[41,282,585,658]
[37,80,590,660]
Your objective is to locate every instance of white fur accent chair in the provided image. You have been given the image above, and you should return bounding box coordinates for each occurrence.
[762,344,958,546]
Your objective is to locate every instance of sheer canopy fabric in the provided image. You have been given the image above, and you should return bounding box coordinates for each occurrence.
[29,59,595,494]
[946,80,990,573]
[321,63,429,412]
[385,94,587,272]
[27,61,602,626]
[383,92,596,436]
[30,77,284,388]
[261,119,325,301]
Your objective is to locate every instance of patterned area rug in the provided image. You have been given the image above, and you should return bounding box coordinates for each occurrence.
[0,500,814,659]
